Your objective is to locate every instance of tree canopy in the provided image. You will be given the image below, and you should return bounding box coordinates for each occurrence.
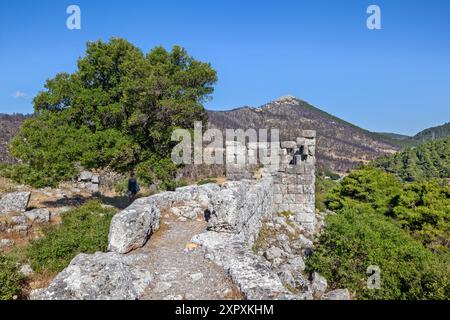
[8,38,217,187]
[373,137,450,182]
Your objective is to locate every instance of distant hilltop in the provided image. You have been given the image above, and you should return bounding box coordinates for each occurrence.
[208,96,400,173]
[0,113,31,163]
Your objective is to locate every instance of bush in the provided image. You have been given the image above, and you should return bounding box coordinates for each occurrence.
[27,201,116,273]
[306,205,450,300]
[325,167,403,213]
[0,254,24,300]
[315,173,337,212]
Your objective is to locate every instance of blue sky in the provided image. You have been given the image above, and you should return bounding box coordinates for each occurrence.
[0,0,449,135]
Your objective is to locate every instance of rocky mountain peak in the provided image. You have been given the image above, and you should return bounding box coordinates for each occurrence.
[271,95,300,105]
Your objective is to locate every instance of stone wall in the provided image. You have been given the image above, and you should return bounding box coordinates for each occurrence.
[206,175,273,247]
[272,130,316,232]
[223,130,317,232]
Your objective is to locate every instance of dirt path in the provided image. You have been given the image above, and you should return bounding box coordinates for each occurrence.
[135,211,242,300]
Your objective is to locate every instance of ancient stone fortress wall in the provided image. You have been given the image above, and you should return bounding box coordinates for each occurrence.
[32,131,318,300]
[272,130,316,232]
[225,129,317,232]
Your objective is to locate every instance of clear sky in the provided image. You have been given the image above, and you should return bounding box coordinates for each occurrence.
[0,0,449,135]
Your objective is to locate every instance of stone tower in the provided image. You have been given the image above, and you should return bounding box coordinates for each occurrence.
[224,129,317,232]
[271,130,316,232]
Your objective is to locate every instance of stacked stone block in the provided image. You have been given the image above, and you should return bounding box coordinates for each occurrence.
[271,130,316,232]
[222,130,316,231]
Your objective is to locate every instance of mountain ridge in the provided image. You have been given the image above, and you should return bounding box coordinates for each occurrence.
[207,96,401,172]
[1,98,448,174]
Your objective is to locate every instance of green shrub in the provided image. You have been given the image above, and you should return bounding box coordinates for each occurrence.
[306,205,450,300]
[0,254,24,300]
[325,167,403,213]
[27,201,116,273]
[315,173,337,212]
[389,180,450,253]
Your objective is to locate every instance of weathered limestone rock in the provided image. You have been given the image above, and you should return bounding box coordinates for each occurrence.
[0,239,14,248]
[291,234,314,251]
[170,201,204,220]
[10,215,28,226]
[24,208,51,223]
[10,224,31,234]
[193,231,296,300]
[189,272,204,282]
[108,198,160,254]
[0,192,30,214]
[321,289,351,300]
[287,256,305,272]
[85,182,99,193]
[311,272,328,297]
[207,177,273,245]
[31,252,153,300]
[19,264,34,277]
[264,246,284,261]
[78,171,93,182]
[91,175,100,184]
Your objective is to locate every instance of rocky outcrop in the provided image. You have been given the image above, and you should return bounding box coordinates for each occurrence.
[311,272,328,297]
[31,252,153,300]
[108,197,161,254]
[0,192,30,214]
[24,208,51,224]
[192,232,300,300]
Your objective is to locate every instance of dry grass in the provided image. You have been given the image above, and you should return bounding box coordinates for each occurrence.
[252,222,278,254]
[0,176,17,196]
[214,176,227,185]
[22,269,58,299]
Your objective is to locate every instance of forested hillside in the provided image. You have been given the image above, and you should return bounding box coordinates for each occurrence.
[373,137,450,181]
[414,122,450,141]
[0,114,31,163]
